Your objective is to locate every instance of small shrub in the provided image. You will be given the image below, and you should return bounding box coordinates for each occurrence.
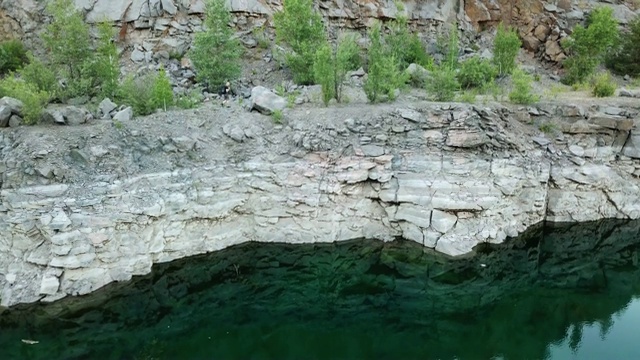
[457,56,498,88]
[117,73,156,116]
[387,15,433,70]
[275,83,286,97]
[272,109,283,123]
[0,40,28,74]
[89,22,120,99]
[457,89,477,103]
[562,7,618,84]
[426,66,459,101]
[443,26,460,69]
[493,23,521,76]
[571,81,591,91]
[253,24,271,49]
[313,34,360,105]
[539,122,556,133]
[0,77,50,125]
[591,72,616,97]
[19,54,58,95]
[509,68,539,105]
[273,0,325,85]
[364,22,408,103]
[176,88,203,109]
[190,0,243,90]
[151,67,174,110]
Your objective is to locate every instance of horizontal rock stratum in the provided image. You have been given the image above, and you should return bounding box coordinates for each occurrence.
[1,99,640,307]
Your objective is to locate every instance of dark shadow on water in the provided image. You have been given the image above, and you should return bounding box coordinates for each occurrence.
[2,219,640,359]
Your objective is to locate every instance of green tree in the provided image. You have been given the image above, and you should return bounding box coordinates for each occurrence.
[363,22,407,103]
[493,23,521,76]
[386,15,432,70]
[90,22,120,99]
[509,68,539,104]
[273,0,325,85]
[313,34,360,105]
[562,7,618,84]
[42,0,92,97]
[190,0,243,90]
[151,67,174,110]
[606,15,640,77]
[457,56,498,88]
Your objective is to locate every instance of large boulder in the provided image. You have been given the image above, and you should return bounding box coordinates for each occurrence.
[42,105,90,126]
[250,86,287,115]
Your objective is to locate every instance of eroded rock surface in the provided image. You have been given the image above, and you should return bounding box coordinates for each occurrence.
[1,99,639,307]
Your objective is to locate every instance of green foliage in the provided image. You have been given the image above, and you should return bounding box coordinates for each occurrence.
[509,68,539,105]
[273,0,325,85]
[426,66,459,101]
[272,109,283,123]
[176,88,204,109]
[0,77,50,125]
[606,15,640,76]
[117,73,156,116]
[493,23,521,76]
[90,22,120,99]
[0,40,28,74]
[313,34,360,105]
[19,54,58,95]
[457,56,498,88]
[539,122,556,134]
[151,67,174,110]
[457,89,477,104]
[387,15,433,70]
[364,22,408,103]
[591,72,616,97]
[190,0,243,90]
[43,0,92,98]
[562,7,618,84]
[443,26,460,70]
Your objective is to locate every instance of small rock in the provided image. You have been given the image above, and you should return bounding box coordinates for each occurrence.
[113,107,133,122]
[0,105,11,127]
[131,49,146,62]
[0,96,23,114]
[99,98,118,119]
[361,145,385,157]
[39,276,60,296]
[8,115,22,127]
[69,149,90,165]
[568,145,585,157]
[222,123,245,142]
[532,136,551,146]
[398,108,423,123]
[250,86,286,115]
[42,108,65,124]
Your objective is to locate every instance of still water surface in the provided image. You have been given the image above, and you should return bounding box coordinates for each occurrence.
[1,219,640,359]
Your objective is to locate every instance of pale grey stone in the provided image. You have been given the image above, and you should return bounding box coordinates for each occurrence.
[431,209,458,233]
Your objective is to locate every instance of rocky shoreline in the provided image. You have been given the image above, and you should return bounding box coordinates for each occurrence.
[1,98,639,307]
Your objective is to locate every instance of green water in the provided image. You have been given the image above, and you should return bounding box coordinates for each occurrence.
[1,219,640,360]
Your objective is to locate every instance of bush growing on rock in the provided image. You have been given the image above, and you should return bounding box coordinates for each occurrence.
[493,23,521,76]
[274,0,325,85]
[427,67,459,101]
[562,6,618,85]
[457,56,498,89]
[509,68,539,105]
[151,66,174,110]
[313,34,360,105]
[606,15,640,77]
[0,77,50,125]
[387,14,433,70]
[363,22,407,103]
[591,71,617,97]
[0,40,28,74]
[18,54,57,95]
[190,0,242,90]
[118,71,171,116]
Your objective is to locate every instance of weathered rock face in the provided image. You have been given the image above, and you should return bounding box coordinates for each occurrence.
[1,99,639,308]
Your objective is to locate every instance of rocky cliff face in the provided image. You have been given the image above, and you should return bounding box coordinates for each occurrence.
[1,97,639,308]
[2,0,637,67]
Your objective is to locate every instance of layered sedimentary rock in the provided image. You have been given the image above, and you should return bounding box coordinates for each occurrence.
[1,100,639,307]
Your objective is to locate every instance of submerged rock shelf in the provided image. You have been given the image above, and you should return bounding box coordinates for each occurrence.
[1,219,640,359]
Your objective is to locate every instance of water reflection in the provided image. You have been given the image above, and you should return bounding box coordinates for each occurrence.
[1,219,640,359]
